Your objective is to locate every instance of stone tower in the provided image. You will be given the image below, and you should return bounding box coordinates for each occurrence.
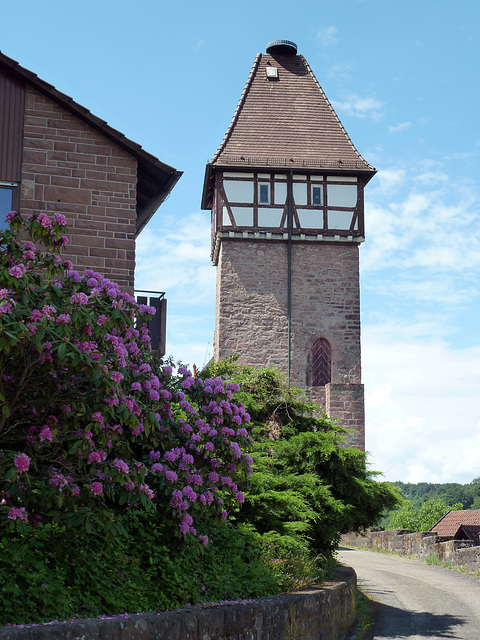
[201,40,376,449]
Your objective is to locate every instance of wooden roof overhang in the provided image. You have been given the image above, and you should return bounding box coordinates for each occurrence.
[0,51,182,236]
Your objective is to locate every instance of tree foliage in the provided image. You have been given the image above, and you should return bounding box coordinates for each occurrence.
[205,358,400,556]
[388,498,464,532]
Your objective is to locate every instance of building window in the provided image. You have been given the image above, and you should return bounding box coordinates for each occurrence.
[311,338,331,386]
[312,185,323,206]
[259,183,270,204]
[0,184,16,229]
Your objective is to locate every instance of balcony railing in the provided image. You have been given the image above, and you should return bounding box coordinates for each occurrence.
[135,290,166,356]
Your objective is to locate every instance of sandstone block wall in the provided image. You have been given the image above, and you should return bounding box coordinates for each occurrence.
[20,87,138,290]
[341,529,480,574]
[215,239,364,448]
[0,567,357,640]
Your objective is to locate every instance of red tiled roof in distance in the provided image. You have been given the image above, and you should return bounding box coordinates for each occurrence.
[202,47,375,209]
[429,509,480,537]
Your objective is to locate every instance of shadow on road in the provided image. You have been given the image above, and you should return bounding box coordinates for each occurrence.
[364,598,465,639]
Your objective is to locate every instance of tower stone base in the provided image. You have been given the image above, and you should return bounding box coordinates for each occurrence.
[308,383,365,450]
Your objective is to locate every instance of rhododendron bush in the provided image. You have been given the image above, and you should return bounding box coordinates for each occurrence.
[0,212,252,539]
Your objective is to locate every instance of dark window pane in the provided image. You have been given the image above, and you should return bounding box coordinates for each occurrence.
[259,184,269,204]
[312,186,323,206]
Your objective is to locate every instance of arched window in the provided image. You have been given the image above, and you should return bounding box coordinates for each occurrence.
[311,338,331,386]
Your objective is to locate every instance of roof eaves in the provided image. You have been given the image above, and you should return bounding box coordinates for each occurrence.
[0,49,181,232]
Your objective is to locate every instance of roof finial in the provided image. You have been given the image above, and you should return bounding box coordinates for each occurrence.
[266,40,297,55]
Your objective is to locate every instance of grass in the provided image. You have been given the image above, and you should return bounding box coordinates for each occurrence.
[347,589,374,640]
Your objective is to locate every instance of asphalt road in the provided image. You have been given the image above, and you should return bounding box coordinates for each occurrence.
[337,547,480,639]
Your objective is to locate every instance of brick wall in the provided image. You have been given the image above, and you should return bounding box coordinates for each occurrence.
[20,87,138,290]
[215,238,364,448]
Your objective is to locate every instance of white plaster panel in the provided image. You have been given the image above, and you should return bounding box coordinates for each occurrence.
[327,210,354,230]
[274,182,287,205]
[232,207,253,226]
[327,184,357,207]
[258,208,284,227]
[293,182,308,205]
[224,180,254,203]
[297,209,323,228]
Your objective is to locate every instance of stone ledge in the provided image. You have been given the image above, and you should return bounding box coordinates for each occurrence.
[0,567,356,640]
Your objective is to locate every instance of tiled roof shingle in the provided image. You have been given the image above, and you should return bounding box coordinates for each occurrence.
[430,510,480,537]
[211,52,375,173]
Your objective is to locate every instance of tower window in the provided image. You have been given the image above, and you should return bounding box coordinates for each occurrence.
[311,338,331,386]
[312,185,323,206]
[259,183,270,204]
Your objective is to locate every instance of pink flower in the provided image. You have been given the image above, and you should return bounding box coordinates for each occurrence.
[164,470,178,484]
[90,482,103,495]
[235,491,245,503]
[9,264,26,279]
[7,507,28,521]
[37,213,52,228]
[41,305,56,319]
[70,292,89,305]
[54,213,67,225]
[88,451,102,464]
[114,458,129,474]
[14,453,30,473]
[97,315,108,326]
[39,426,53,442]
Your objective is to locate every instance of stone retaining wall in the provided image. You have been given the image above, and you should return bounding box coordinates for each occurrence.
[341,529,480,573]
[0,567,356,640]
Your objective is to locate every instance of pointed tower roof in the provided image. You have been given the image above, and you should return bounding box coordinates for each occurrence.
[202,42,375,209]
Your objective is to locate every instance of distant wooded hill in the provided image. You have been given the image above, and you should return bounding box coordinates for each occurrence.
[392,479,480,510]
[378,479,480,531]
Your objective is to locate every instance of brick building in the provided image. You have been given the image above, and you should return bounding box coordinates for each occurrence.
[0,50,181,292]
[201,40,376,448]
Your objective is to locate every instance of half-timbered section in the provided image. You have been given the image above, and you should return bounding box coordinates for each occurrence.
[202,40,376,449]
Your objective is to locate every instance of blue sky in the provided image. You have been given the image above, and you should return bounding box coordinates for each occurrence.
[3,0,480,484]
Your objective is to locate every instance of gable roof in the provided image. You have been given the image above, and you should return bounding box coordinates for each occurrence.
[202,49,375,209]
[430,509,480,537]
[0,50,182,235]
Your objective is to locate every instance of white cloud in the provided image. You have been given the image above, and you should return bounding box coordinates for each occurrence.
[363,168,480,274]
[327,63,352,80]
[314,26,339,47]
[332,95,384,120]
[135,211,216,304]
[363,321,480,483]
[388,122,411,133]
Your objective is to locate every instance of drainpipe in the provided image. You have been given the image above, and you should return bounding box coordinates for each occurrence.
[287,170,293,385]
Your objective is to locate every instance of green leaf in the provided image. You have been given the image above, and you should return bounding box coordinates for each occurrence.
[57,342,67,361]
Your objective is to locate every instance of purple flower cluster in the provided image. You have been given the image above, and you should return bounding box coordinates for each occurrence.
[0,211,253,542]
